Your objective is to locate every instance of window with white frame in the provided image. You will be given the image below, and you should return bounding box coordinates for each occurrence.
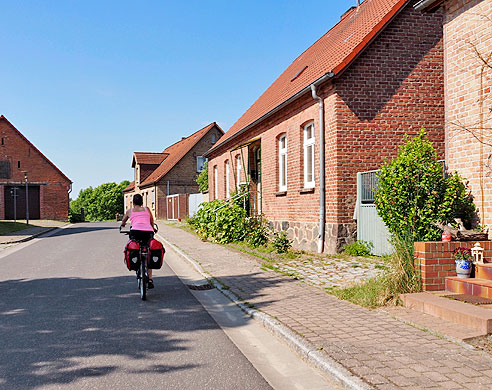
[225,160,230,198]
[214,165,218,199]
[303,122,315,188]
[236,155,242,188]
[196,156,207,172]
[278,135,287,191]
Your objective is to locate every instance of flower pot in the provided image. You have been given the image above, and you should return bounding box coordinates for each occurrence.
[455,259,472,279]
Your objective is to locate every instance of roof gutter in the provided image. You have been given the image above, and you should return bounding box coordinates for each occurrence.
[204,72,335,158]
[413,0,443,12]
[310,73,333,254]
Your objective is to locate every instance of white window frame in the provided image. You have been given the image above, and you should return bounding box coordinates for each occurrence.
[278,135,287,192]
[214,165,218,199]
[196,156,207,172]
[303,122,315,188]
[225,160,230,198]
[236,155,242,188]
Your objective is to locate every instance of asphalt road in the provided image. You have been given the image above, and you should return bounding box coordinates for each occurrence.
[0,222,272,390]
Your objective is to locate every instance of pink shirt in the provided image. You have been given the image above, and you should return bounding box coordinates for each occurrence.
[129,209,153,231]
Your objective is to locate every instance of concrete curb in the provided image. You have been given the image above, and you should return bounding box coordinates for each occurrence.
[0,226,59,244]
[157,233,373,390]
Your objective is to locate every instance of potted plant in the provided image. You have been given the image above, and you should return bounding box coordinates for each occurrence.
[454,247,473,279]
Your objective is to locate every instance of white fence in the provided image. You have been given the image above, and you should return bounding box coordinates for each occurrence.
[188,193,204,217]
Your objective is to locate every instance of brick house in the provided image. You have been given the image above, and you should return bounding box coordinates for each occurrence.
[205,0,445,253]
[416,0,492,234]
[0,116,72,221]
[123,122,223,219]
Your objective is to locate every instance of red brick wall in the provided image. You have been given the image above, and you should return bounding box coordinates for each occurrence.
[208,1,445,253]
[415,240,492,291]
[0,118,71,220]
[441,0,492,231]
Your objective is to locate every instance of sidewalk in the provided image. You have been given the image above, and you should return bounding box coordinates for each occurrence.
[0,221,67,244]
[157,222,492,390]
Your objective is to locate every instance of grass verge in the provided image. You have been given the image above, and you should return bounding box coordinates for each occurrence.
[0,221,32,235]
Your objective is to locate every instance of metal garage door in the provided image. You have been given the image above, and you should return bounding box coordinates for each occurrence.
[4,185,40,220]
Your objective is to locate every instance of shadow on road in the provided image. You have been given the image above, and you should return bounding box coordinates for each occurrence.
[49,224,118,238]
[0,275,210,389]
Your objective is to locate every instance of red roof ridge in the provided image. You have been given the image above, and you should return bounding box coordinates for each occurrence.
[0,115,72,184]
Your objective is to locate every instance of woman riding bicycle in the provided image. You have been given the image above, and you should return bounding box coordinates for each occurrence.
[121,193,157,289]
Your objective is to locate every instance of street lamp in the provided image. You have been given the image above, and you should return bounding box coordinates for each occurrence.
[23,171,29,225]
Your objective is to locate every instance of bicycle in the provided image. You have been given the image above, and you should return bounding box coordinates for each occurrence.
[120,224,159,301]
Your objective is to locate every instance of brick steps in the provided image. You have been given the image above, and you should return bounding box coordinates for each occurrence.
[446,277,492,298]
[402,292,492,334]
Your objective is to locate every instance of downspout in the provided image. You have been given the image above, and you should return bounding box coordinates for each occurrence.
[311,72,334,253]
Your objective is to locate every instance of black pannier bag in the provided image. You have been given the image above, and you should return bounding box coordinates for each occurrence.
[124,240,140,271]
[148,239,165,269]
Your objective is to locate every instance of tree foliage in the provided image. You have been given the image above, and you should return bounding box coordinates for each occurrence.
[70,180,130,221]
[374,130,475,241]
[196,162,208,193]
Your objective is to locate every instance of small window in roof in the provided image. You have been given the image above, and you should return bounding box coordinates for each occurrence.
[291,66,308,82]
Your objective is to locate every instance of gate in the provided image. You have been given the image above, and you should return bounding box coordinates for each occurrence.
[356,171,392,256]
[188,193,203,217]
[166,194,189,220]
[4,185,40,220]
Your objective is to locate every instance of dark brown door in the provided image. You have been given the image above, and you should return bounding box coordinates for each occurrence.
[4,185,40,220]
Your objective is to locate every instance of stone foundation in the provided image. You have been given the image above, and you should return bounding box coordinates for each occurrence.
[269,220,357,254]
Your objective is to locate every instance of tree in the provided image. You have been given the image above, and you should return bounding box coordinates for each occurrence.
[70,180,130,221]
[196,162,208,192]
[374,130,475,241]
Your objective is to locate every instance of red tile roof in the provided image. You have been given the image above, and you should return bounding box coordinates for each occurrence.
[132,152,168,167]
[139,122,223,188]
[0,115,72,184]
[209,0,408,154]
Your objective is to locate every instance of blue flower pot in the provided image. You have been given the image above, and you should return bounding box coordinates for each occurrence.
[455,259,472,279]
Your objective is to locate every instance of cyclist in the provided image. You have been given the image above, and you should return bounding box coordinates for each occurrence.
[121,193,157,289]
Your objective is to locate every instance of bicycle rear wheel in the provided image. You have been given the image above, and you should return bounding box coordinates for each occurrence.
[140,261,147,301]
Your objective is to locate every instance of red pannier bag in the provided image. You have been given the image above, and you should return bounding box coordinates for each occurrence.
[148,239,165,269]
[124,240,140,271]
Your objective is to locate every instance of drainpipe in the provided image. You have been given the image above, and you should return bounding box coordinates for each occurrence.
[311,72,334,253]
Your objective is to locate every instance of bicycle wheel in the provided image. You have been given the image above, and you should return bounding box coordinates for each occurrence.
[140,260,147,301]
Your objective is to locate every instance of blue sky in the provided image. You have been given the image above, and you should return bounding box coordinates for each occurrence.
[1,0,356,197]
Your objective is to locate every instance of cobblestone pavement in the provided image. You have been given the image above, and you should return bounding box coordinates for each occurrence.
[158,222,492,389]
[265,255,387,289]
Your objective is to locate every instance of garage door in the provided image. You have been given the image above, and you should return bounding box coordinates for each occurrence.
[4,185,40,220]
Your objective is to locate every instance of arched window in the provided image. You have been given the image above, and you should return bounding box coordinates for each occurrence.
[236,155,242,189]
[225,160,230,198]
[214,165,219,199]
[279,135,287,191]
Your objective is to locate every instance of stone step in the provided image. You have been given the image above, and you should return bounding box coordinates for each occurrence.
[402,292,492,334]
[446,276,492,298]
[476,263,492,281]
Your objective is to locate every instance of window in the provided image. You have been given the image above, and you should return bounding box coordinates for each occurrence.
[211,133,217,144]
[278,135,287,191]
[151,189,155,209]
[17,160,21,169]
[225,160,230,198]
[236,155,242,188]
[196,156,207,172]
[303,122,315,188]
[214,165,218,199]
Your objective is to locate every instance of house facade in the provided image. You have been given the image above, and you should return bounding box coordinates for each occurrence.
[123,122,223,219]
[416,0,492,233]
[0,116,72,221]
[205,0,445,253]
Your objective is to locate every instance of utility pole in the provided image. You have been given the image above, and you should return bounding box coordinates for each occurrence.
[23,171,29,225]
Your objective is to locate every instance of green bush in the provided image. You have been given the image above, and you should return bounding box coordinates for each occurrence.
[68,209,84,223]
[272,231,292,253]
[374,129,475,241]
[245,217,268,248]
[196,162,208,193]
[189,200,247,243]
[343,240,373,256]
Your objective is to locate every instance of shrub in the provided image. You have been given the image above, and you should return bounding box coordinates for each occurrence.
[196,162,208,193]
[374,129,475,241]
[245,217,269,248]
[343,241,374,257]
[190,199,247,243]
[272,231,292,253]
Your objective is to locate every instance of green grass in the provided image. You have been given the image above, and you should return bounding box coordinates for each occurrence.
[0,221,32,235]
